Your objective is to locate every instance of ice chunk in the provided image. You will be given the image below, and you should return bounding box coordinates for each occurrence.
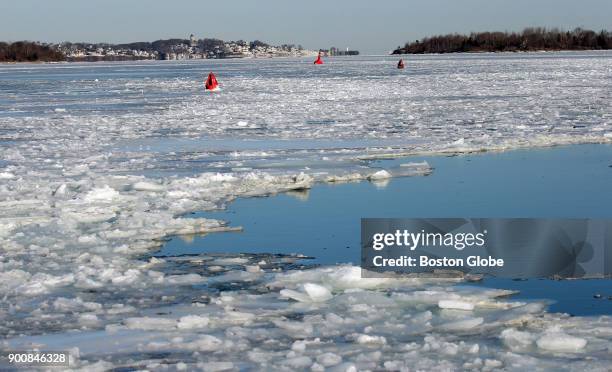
[111,269,141,285]
[165,273,207,285]
[354,334,387,345]
[311,362,325,372]
[400,161,430,168]
[282,356,312,368]
[291,340,307,352]
[326,173,363,183]
[367,170,392,180]
[17,273,75,296]
[53,297,102,312]
[201,362,234,371]
[500,328,535,350]
[316,352,342,367]
[303,283,333,302]
[438,317,484,332]
[177,315,210,329]
[438,300,474,311]
[484,359,503,368]
[0,270,31,294]
[84,185,120,202]
[187,335,224,352]
[280,288,311,303]
[328,362,357,372]
[223,311,256,324]
[324,266,393,290]
[78,314,101,327]
[77,360,115,371]
[536,331,587,352]
[273,320,314,336]
[124,317,177,331]
[245,265,262,273]
[133,181,165,192]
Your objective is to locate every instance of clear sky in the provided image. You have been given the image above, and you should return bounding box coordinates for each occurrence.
[1,0,611,54]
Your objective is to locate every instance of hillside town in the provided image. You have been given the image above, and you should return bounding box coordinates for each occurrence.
[54,34,320,61]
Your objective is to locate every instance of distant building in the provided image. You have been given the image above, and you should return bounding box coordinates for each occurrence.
[328,47,359,56]
[56,37,319,61]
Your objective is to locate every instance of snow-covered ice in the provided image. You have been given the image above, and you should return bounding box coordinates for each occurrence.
[4,263,611,370]
[1,54,612,369]
[438,299,475,311]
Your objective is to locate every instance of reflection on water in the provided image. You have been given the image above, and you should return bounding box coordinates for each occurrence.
[285,189,311,202]
[370,178,391,189]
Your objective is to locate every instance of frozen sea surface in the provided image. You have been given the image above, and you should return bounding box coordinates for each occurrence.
[1,53,612,370]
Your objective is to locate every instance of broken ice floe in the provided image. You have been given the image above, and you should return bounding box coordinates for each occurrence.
[4,263,611,370]
[2,55,612,369]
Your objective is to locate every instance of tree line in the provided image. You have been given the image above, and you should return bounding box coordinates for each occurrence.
[0,41,65,62]
[393,28,612,54]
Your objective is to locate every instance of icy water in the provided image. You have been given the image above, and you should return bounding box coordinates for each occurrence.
[160,144,612,316]
[2,54,612,370]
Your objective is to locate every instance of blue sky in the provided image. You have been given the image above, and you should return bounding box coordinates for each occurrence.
[1,0,611,54]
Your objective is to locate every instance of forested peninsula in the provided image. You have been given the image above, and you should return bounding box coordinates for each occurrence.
[393,28,612,54]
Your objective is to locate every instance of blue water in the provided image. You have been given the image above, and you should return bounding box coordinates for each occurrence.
[159,144,612,315]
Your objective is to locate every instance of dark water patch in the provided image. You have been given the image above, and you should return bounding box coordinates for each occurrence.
[465,278,612,316]
[159,144,612,315]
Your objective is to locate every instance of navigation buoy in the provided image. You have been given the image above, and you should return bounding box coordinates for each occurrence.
[397,59,405,69]
[314,52,323,65]
[205,72,219,91]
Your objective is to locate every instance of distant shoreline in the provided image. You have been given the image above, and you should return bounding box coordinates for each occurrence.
[0,38,319,64]
[393,28,612,55]
[3,49,612,65]
[0,55,314,65]
[392,48,612,55]
[391,48,612,56]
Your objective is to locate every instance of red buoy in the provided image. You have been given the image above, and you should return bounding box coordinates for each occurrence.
[397,59,405,69]
[314,52,323,65]
[205,72,219,91]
